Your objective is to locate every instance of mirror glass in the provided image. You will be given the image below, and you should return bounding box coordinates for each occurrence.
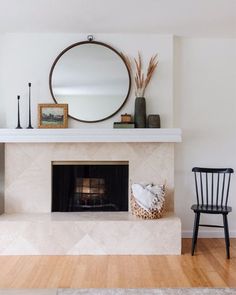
[49,42,131,122]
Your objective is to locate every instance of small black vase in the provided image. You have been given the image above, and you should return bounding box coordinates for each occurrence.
[134,97,146,128]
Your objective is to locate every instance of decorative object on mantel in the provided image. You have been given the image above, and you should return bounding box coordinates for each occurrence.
[38,104,68,128]
[113,122,135,128]
[134,53,158,96]
[27,82,33,129]
[121,113,132,123]
[148,114,161,128]
[113,113,134,128]
[16,95,22,129]
[134,96,146,128]
[131,183,165,219]
[122,52,158,128]
[49,36,131,123]
[134,53,158,128]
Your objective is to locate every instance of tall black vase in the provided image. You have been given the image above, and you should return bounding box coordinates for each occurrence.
[134,97,146,128]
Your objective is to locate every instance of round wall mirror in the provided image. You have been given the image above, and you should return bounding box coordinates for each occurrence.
[49,40,131,123]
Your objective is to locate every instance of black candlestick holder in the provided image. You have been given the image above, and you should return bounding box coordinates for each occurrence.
[27,82,33,129]
[16,95,22,129]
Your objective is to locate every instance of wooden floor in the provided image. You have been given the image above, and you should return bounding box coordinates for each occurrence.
[0,239,235,289]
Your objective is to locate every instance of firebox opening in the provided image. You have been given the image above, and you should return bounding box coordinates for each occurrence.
[52,161,129,212]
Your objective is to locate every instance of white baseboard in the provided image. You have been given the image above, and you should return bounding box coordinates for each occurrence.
[182,230,236,238]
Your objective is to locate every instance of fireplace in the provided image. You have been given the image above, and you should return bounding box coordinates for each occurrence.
[52,161,129,212]
[3,142,181,255]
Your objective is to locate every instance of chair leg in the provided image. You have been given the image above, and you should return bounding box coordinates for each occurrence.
[223,214,230,259]
[191,212,200,256]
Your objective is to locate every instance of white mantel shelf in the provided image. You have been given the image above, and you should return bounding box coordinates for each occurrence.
[0,128,182,143]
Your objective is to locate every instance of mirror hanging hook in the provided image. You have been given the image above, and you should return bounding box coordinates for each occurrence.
[87,35,94,42]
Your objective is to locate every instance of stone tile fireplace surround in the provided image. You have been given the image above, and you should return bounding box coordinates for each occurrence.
[5,142,174,213]
[0,128,182,255]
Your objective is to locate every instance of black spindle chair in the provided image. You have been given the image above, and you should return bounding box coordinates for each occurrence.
[191,167,234,259]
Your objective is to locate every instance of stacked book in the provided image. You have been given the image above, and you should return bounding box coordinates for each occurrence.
[113,122,135,128]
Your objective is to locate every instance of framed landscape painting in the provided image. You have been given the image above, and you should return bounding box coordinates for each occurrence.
[38,104,68,128]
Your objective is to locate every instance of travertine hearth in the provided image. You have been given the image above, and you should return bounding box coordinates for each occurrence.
[0,212,181,255]
[5,143,174,213]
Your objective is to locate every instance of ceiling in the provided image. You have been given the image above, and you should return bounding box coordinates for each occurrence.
[0,0,235,37]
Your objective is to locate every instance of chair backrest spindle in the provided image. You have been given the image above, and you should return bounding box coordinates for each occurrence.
[225,174,231,207]
[200,172,204,205]
[206,173,209,207]
[211,173,214,208]
[216,173,220,207]
[194,172,199,205]
[221,173,226,207]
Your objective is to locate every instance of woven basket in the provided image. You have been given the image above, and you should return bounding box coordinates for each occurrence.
[130,194,165,219]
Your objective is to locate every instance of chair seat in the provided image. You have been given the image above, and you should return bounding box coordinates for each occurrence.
[191,204,232,214]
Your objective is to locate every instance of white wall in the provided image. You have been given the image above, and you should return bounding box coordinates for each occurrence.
[0,143,4,213]
[0,34,6,127]
[2,32,236,237]
[174,37,236,237]
[0,35,5,213]
[0,33,173,128]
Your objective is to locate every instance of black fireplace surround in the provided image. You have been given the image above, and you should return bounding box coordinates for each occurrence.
[52,163,128,212]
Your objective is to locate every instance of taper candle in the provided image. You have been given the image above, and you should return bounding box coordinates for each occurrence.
[27,82,33,129]
[16,95,22,129]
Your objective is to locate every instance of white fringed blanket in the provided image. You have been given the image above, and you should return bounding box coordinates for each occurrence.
[131,183,165,211]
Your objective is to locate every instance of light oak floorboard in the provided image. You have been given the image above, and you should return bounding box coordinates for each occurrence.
[0,239,235,288]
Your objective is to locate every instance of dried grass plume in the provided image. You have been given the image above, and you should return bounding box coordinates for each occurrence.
[121,52,158,97]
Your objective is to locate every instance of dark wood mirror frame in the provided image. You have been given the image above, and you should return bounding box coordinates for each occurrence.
[49,40,131,123]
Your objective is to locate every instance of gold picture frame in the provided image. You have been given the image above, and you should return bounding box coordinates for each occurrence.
[38,104,68,128]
